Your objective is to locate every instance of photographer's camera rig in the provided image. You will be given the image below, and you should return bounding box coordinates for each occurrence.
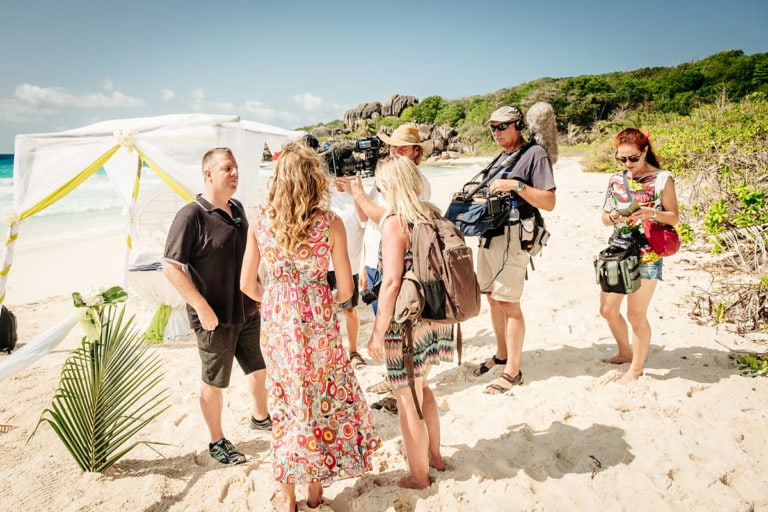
[319,137,383,178]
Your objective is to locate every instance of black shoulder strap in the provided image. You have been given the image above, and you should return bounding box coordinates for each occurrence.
[461,141,535,200]
[622,170,633,201]
[499,140,536,181]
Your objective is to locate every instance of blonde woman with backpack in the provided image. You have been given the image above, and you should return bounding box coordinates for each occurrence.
[368,155,454,490]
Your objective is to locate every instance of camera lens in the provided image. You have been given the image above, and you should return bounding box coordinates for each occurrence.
[360,281,380,304]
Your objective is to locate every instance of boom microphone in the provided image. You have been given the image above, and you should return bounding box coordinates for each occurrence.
[526,102,559,165]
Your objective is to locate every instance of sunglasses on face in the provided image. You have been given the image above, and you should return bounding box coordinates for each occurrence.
[489,122,512,132]
[615,152,643,164]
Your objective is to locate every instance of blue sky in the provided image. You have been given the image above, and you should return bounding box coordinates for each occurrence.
[1,0,766,153]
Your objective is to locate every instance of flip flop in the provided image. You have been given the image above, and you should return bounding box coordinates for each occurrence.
[483,371,524,395]
[473,355,508,377]
[349,351,367,369]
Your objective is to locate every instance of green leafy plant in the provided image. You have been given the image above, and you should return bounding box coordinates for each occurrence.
[675,223,695,244]
[30,288,170,472]
[736,353,768,376]
[704,200,729,234]
[712,301,727,323]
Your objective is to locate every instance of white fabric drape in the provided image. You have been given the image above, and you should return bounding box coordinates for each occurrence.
[0,114,304,379]
[0,312,79,381]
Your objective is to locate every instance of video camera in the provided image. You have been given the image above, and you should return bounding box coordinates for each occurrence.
[319,137,383,178]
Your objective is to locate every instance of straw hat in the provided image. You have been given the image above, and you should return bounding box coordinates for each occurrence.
[377,124,434,154]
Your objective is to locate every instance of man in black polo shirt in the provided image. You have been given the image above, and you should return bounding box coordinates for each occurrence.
[163,147,270,465]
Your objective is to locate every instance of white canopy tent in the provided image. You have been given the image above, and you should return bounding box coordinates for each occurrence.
[1,113,303,305]
[0,114,303,379]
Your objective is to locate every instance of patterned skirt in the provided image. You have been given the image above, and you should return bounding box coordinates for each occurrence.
[384,320,454,389]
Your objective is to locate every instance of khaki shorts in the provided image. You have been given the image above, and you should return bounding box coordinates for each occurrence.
[477,226,530,303]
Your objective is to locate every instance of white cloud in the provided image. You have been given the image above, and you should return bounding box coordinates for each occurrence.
[292,92,340,113]
[160,88,175,101]
[241,100,298,126]
[14,83,145,108]
[241,100,279,120]
[186,88,237,112]
[0,97,56,122]
[102,79,114,91]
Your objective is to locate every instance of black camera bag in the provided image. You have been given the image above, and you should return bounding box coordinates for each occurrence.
[594,236,641,294]
[445,142,534,238]
[0,305,18,354]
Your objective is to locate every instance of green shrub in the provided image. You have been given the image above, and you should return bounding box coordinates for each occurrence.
[676,223,695,244]
[410,96,444,124]
[400,106,415,122]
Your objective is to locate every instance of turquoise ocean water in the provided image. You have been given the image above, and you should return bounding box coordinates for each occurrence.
[0,154,126,248]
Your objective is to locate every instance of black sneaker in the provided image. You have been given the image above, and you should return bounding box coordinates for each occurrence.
[249,415,273,432]
[208,438,246,465]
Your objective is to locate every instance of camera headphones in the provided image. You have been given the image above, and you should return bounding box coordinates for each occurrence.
[510,105,526,132]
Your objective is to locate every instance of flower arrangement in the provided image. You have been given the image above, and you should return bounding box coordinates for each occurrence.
[72,285,128,341]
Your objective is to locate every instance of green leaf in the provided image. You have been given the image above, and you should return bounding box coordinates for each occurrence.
[101,286,128,304]
[72,292,86,308]
[29,305,169,472]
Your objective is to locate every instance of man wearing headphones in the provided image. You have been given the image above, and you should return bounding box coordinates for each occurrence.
[473,106,556,395]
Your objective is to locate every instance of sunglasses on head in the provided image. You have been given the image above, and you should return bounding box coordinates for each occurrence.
[489,122,512,132]
[615,152,643,164]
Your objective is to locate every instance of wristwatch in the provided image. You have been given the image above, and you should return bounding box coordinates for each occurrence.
[515,181,525,193]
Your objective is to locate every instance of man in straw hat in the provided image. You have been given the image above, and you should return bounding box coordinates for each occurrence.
[377,124,434,166]
[336,123,436,407]
[472,105,556,395]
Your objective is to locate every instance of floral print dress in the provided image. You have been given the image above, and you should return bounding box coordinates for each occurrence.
[253,209,379,485]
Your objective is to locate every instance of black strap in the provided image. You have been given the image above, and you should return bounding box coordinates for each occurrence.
[461,141,535,200]
[455,324,462,366]
[622,170,633,201]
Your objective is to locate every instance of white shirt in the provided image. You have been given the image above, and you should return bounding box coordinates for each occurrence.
[329,187,365,274]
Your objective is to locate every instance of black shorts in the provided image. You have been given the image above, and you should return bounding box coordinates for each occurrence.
[195,313,265,388]
[327,271,359,309]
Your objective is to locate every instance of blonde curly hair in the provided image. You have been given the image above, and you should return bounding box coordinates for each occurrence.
[374,156,440,229]
[266,141,331,254]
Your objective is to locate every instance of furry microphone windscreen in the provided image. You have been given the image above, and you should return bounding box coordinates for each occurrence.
[526,102,559,165]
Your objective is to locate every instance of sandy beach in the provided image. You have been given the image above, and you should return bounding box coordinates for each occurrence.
[1,155,767,512]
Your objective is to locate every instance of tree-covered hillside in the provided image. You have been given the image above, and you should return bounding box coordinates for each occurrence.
[302,49,768,153]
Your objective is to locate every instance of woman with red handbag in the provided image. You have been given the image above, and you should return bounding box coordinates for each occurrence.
[599,128,680,383]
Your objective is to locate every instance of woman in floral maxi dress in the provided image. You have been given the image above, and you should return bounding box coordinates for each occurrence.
[241,142,379,512]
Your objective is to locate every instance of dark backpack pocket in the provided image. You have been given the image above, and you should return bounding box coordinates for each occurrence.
[420,280,447,321]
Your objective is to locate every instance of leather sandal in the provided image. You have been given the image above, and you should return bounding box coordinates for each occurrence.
[370,395,398,413]
[483,371,524,395]
[349,351,367,369]
[366,379,392,394]
[473,355,508,377]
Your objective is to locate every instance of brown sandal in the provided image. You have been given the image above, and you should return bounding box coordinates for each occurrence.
[349,351,367,369]
[473,355,507,377]
[483,371,523,395]
[370,395,398,413]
